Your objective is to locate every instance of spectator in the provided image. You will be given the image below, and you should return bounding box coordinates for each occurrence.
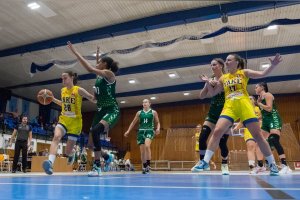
[42,148,49,156]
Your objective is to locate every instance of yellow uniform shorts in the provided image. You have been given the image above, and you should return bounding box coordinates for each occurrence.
[243,128,255,142]
[58,115,82,137]
[220,98,258,125]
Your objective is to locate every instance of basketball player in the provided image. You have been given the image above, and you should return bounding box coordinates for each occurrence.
[193,124,201,161]
[67,41,120,177]
[195,53,282,176]
[124,99,160,174]
[191,58,230,175]
[42,71,96,175]
[255,82,292,174]
[233,96,265,174]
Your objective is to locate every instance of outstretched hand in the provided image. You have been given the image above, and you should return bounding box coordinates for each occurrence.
[269,54,282,66]
[67,41,77,55]
[199,74,210,83]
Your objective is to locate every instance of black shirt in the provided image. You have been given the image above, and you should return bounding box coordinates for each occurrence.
[16,124,32,141]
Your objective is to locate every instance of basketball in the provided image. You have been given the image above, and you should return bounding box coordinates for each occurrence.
[37,89,53,105]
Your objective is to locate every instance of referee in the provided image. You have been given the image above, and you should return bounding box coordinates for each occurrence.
[10,115,32,173]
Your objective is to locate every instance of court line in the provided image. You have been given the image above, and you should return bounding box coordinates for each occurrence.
[254,177,295,199]
[0,182,299,191]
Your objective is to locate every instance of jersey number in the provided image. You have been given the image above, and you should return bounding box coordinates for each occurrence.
[64,104,71,111]
[143,118,148,124]
[229,85,236,92]
[94,86,100,95]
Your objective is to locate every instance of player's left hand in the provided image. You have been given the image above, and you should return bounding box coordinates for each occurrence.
[199,74,210,82]
[67,41,77,54]
[269,53,282,66]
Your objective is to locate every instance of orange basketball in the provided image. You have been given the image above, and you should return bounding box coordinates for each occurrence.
[37,89,53,105]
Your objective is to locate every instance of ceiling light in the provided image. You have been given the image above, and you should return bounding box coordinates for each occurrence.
[27,2,40,9]
[183,92,190,96]
[31,1,57,18]
[169,73,176,78]
[120,100,126,104]
[150,97,156,100]
[167,71,179,79]
[260,63,270,70]
[267,25,278,30]
[263,25,278,36]
[93,53,102,57]
[128,79,136,84]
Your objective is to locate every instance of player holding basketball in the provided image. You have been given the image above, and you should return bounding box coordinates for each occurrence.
[67,41,120,177]
[43,71,96,175]
[194,53,282,176]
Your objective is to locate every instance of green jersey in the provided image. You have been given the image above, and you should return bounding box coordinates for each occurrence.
[94,76,118,108]
[139,109,154,130]
[260,98,282,132]
[210,92,225,110]
[260,98,281,119]
[205,92,225,124]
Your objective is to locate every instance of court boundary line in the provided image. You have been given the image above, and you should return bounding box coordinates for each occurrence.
[0,182,299,191]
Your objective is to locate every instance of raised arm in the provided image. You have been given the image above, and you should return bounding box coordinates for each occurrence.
[96,46,100,65]
[78,87,97,104]
[244,54,282,79]
[67,41,115,82]
[124,111,140,137]
[153,110,161,135]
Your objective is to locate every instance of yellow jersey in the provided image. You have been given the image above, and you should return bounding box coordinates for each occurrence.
[221,69,250,101]
[220,69,257,122]
[61,86,82,119]
[254,106,261,120]
[58,86,83,135]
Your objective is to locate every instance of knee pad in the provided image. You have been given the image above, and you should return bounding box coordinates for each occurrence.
[199,125,211,151]
[91,123,105,151]
[268,134,285,155]
[91,123,105,135]
[219,134,229,158]
[266,138,274,150]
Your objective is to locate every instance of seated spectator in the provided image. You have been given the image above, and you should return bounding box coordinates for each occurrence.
[27,146,37,169]
[38,115,45,129]
[42,148,49,156]
[31,116,39,127]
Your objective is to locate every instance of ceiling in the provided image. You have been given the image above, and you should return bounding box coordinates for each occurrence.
[0,1,300,111]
